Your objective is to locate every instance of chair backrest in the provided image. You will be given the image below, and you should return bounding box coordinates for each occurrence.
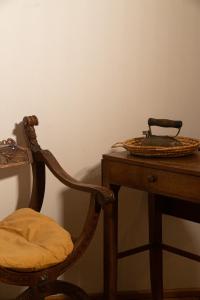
[23,115,46,212]
[0,115,45,212]
[0,115,113,292]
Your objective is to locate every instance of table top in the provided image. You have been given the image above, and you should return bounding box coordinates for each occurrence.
[103,151,200,177]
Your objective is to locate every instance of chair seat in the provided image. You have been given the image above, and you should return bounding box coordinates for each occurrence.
[0,208,74,271]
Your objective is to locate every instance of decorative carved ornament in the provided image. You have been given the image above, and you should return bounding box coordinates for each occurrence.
[0,139,30,167]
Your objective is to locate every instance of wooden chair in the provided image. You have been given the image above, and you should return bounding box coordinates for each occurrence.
[0,115,113,300]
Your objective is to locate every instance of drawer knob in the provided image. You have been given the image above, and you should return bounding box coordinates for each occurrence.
[147,175,157,183]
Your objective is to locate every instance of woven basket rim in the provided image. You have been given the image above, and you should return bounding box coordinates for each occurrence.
[112,136,200,157]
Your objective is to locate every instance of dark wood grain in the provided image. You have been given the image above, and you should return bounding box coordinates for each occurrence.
[46,288,200,300]
[102,151,200,300]
[0,116,113,299]
[103,151,200,177]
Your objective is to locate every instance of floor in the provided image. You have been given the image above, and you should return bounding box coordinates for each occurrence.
[46,296,200,300]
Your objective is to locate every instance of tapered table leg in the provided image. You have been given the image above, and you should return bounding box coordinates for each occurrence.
[103,184,120,300]
[148,193,163,300]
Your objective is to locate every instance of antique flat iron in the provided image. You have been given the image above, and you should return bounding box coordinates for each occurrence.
[142,118,183,147]
[112,118,200,157]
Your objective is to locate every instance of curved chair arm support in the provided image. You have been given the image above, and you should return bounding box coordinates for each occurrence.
[0,116,114,291]
[37,149,114,208]
[0,152,113,286]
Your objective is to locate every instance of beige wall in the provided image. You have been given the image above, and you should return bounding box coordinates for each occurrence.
[0,0,200,298]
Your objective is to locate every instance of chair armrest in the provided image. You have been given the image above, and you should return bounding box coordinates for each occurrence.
[37,150,114,207]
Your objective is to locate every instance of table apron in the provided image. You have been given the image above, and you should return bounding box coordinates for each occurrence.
[103,160,200,204]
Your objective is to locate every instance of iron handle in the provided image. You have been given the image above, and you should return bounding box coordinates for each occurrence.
[148,118,182,129]
[147,118,183,137]
[147,175,157,183]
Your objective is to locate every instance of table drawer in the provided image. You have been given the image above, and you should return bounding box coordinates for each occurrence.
[105,161,200,203]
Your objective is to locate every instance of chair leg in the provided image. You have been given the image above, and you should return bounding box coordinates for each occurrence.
[40,280,90,300]
[16,280,89,300]
[16,286,45,300]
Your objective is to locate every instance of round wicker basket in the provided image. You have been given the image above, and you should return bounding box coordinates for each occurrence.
[112,136,200,157]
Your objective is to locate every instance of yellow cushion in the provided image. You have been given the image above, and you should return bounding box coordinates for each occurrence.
[0,208,74,270]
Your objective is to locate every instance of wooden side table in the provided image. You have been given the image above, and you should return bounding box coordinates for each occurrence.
[102,151,200,300]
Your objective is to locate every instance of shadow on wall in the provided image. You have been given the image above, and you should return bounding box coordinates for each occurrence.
[13,122,31,210]
[192,0,200,6]
[60,163,104,292]
[118,188,200,290]
[0,122,31,210]
[163,215,200,289]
